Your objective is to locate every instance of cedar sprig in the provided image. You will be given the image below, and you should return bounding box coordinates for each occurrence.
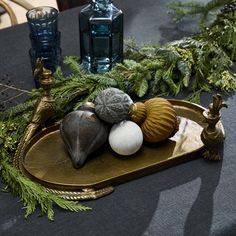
[168,0,233,28]
[1,159,91,220]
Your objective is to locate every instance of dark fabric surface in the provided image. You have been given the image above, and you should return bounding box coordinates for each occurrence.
[1,1,236,235]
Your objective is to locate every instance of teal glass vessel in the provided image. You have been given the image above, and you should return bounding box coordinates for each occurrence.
[79,0,123,73]
[26,6,61,88]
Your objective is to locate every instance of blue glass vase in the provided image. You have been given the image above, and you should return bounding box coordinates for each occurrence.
[79,0,123,73]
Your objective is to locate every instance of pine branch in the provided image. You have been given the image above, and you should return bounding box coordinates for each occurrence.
[0,159,91,220]
[0,99,36,121]
[168,1,205,21]
[63,56,85,77]
[168,0,233,27]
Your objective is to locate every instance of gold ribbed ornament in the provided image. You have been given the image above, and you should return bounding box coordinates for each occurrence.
[130,98,178,143]
[129,102,147,124]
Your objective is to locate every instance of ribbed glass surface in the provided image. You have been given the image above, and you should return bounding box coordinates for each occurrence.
[79,0,123,73]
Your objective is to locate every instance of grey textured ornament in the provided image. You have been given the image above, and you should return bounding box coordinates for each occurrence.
[60,103,108,168]
[94,87,133,123]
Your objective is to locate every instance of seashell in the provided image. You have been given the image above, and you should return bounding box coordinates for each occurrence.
[109,120,143,156]
[60,103,108,168]
[130,98,178,143]
[94,87,133,124]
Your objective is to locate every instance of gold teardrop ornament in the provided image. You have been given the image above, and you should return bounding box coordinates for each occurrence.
[129,98,178,143]
[129,102,147,124]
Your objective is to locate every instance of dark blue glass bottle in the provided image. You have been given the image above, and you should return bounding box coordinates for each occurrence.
[79,0,123,73]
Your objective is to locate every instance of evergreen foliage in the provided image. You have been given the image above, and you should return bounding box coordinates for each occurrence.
[168,0,234,27]
[1,2,236,219]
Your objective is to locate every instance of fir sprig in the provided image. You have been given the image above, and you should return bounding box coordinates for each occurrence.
[1,159,90,220]
[168,0,233,28]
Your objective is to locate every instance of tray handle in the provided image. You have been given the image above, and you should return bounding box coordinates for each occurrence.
[201,94,227,161]
[14,59,55,168]
[46,187,114,200]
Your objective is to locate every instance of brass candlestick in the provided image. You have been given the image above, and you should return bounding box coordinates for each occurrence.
[201,94,228,161]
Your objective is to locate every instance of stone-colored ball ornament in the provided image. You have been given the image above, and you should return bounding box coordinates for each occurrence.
[109,120,143,156]
[94,87,133,124]
[129,98,178,143]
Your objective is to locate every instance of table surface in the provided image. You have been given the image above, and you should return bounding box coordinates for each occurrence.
[1,1,236,235]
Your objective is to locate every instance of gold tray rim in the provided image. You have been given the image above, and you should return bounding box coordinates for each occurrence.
[14,99,225,200]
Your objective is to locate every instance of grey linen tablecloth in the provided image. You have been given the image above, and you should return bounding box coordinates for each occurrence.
[0,1,236,235]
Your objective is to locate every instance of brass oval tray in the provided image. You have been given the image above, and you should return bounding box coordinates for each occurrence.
[15,99,225,200]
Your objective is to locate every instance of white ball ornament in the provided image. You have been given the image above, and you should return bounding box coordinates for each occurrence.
[109,120,143,156]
